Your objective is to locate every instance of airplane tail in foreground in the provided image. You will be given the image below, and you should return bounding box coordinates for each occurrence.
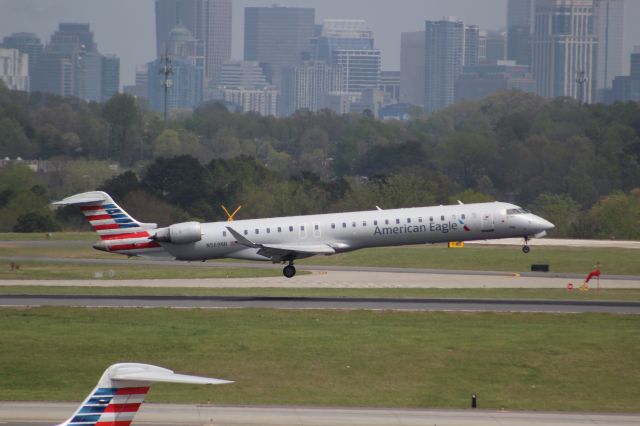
[56,363,233,426]
[53,191,165,257]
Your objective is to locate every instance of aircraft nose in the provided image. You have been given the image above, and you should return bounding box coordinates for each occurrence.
[537,217,555,232]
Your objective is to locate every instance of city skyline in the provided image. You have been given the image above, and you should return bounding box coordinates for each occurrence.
[3,0,640,87]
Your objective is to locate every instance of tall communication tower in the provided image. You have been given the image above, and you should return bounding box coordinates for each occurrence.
[159,51,173,123]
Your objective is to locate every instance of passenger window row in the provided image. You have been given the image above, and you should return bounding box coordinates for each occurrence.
[221,213,470,237]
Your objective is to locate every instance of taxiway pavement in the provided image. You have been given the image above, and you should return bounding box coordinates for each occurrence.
[2,294,639,313]
[1,402,639,426]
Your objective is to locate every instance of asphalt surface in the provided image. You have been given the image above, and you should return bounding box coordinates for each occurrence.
[2,294,639,313]
[1,403,639,426]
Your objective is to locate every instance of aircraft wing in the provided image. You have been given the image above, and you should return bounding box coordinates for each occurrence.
[226,226,335,261]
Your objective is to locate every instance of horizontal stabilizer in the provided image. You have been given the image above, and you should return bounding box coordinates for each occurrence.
[112,369,233,386]
[52,191,110,206]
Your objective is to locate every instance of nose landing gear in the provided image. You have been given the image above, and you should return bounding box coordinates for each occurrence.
[522,236,530,253]
[283,262,296,278]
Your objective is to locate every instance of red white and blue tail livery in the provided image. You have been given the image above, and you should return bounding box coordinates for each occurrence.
[56,363,232,426]
[53,191,167,258]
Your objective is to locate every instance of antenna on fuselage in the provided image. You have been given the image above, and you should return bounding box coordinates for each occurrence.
[375,206,383,211]
[457,200,464,205]
[221,205,242,222]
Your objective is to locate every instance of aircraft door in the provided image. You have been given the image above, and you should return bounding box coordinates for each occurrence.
[313,223,321,238]
[299,224,308,239]
[481,213,494,232]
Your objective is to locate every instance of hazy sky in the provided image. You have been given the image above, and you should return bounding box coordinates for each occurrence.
[1,0,639,87]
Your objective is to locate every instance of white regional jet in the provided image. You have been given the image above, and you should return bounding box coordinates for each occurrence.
[56,362,231,426]
[55,191,554,278]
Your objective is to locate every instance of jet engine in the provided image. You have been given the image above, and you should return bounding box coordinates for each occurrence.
[152,221,202,244]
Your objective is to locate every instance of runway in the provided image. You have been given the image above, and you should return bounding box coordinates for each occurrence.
[2,294,639,313]
[1,402,639,426]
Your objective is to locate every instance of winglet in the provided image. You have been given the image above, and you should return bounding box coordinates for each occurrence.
[226,226,260,248]
[56,363,232,426]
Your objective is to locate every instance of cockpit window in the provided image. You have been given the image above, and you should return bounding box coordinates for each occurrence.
[507,208,529,215]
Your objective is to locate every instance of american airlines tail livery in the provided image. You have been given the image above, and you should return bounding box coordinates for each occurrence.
[55,191,554,278]
[56,363,231,426]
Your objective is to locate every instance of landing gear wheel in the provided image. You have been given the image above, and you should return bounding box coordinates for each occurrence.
[283,264,296,278]
[522,245,530,254]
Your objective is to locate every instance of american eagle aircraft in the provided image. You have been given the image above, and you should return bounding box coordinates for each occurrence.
[55,191,554,278]
[56,362,231,426]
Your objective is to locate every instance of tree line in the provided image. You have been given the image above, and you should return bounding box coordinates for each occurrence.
[0,80,639,238]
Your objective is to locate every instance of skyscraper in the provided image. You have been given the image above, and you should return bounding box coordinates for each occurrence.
[155,0,231,86]
[424,17,464,113]
[101,55,120,102]
[464,25,480,66]
[531,0,597,103]
[332,49,381,93]
[610,46,640,102]
[400,31,425,107]
[0,48,29,91]
[280,60,344,115]
[31,23,119,102]
[2,33,43,82]
[315,19,380,94]
[244,6,315,84]
[200,0,232,84]
[315,19,374,62]
[507,0,534,65]
[148,25,203,112]
[483,31,507,64]
[594,0,624,97]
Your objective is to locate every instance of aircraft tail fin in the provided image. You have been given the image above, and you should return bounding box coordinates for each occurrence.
[56,363,232,426]
[53,191,157,241]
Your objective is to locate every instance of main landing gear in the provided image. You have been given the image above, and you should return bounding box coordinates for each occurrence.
[522,236,530,253]
[283,261,296,278]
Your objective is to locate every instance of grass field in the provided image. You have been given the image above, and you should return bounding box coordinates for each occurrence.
[0,261,285,280]
[0,232,95,241]
[0,307,638,412]
[1,285,639,301]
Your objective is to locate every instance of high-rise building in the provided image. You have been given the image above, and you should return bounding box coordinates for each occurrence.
[507,0,534,65]
[2,33,43,82]
[314,18,380,100]
[507,0,534,29]
[214,60,278,116]
[379,71,400,103]
[531,0,597,103]
[315,19,374,62]
[424,17,464,113]
[155,0,197,56]
[31,23,119,102]
[155,0,231,86]
[455,60,536,102]
[280,60,344,115]
[244,6,315,84]
[148,25,203,112]
[609,46,640,102]
[101,55,120,102]
[483,30,507,64]
[332,48,381,93]
[464,25,480,66]
[200,0,232,84]
[0,48,29,91]
[400,31,425,107]
[123,64,149,99]
[594,0,624,97]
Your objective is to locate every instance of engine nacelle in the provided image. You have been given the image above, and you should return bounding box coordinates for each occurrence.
[153,221,202,244]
